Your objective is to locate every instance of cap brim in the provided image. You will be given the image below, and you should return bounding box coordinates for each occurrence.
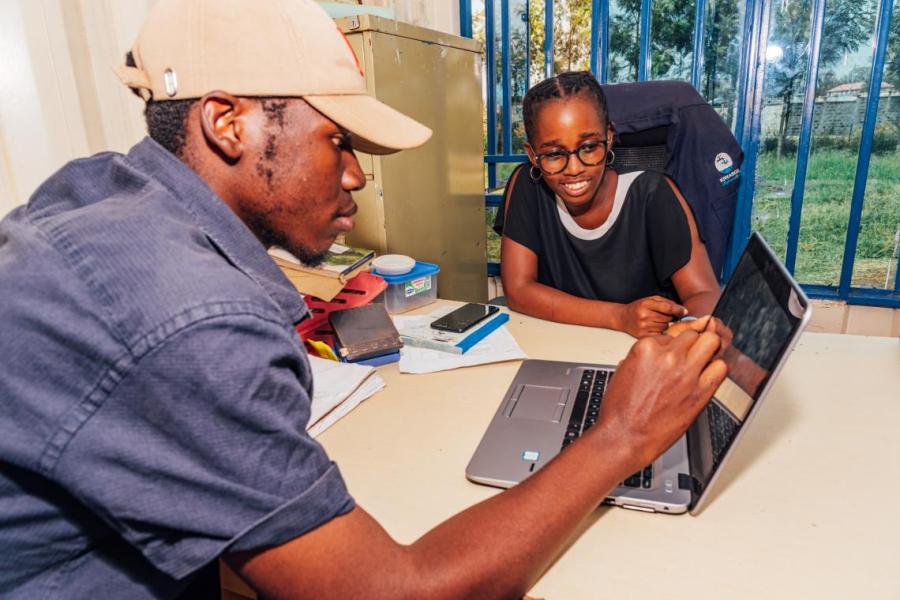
[305,94,432,155]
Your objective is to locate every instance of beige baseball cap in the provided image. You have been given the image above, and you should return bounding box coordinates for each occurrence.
[115,0,432,155]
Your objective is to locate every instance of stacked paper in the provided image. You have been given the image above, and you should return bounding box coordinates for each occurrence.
[306,354,385,437]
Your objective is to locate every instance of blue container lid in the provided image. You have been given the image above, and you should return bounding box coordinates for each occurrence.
[373,260,439,283]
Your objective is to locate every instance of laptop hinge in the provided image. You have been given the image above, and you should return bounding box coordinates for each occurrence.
[678,473,701,494]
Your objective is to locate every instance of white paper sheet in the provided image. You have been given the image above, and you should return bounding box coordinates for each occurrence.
[306,354,385,437]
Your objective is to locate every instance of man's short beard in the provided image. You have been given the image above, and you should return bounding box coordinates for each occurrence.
[243,100,330,267]
[284,242,328,268]
[246,211,328,267]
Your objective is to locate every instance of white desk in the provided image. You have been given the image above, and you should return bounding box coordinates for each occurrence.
[318,302,900,599]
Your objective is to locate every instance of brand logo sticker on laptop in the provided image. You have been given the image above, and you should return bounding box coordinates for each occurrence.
[522,450,540,462]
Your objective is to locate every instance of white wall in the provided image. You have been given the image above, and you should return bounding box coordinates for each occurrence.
[0,0,460,217]
[0,1,87,216]
[0,0,152,216]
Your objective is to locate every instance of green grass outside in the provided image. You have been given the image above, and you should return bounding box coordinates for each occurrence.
[754,149,900,288]
[484,149,900,290]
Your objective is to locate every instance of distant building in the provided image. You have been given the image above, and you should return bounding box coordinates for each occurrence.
[761,81,900,138]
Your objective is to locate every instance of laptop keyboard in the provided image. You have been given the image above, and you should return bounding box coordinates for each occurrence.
[623,465,654,489]
[708,401,740,468]
[560,369,653,489]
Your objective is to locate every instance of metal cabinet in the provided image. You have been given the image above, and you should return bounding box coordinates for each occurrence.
[339,16,486,302]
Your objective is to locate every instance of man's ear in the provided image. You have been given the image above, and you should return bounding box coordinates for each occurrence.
[198,91,246,162]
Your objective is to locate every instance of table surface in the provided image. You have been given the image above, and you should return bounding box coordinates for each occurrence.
[318,301,900,599]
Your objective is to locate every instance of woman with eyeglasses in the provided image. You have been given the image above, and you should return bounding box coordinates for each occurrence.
[496,71,720,338]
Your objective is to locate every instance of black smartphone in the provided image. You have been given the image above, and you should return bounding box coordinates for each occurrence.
[430,303,500,333]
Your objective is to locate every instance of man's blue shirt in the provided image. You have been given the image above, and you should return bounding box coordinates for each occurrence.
[0,138,355,598]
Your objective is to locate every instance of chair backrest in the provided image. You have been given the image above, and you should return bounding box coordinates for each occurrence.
[612,124,670,173]
[602,80,744,279]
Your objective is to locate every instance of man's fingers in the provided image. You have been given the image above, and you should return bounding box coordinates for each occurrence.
[688,315,712,332]
[685,331,723,371]
[697,359,729,399]
[682,359,729,419]
[651,332,674,345]
[706,316,728,336]
[667,315,712,338]
[668,327,700,355]
[665,322,690,338]
[666,328,719,377]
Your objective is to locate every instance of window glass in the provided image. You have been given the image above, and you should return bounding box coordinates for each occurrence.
[795,0,877,285]
[528,0,550,81]
[609,0,641,82]
[701,0,745,130]
[486,162,523,264]
[650,0,696,81]
[487,206,502,263]
[490,0,505,154]
[508,0,531,154]
[850,0,900,289]
[752,0,815,265]
[550,1,593,73]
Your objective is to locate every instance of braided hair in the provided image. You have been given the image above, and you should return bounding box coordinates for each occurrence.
[522,71,609,142]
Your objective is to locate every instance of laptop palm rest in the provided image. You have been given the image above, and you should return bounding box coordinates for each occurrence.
[506,385,568,422]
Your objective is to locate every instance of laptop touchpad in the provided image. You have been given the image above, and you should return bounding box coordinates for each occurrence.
[508,385,568,422]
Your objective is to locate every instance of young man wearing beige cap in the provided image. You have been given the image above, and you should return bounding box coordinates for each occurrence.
[0,0,726,598]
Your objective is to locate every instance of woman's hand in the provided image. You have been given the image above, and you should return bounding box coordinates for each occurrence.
[617,295,688,337]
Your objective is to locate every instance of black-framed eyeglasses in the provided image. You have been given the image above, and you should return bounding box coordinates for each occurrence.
[534,139,609,174]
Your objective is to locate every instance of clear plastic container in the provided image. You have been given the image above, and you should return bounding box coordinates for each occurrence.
[372,261,440,314]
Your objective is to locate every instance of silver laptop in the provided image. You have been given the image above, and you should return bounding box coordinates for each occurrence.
[466,232,811,515]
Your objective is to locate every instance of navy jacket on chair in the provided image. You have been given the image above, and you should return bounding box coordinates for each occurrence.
[602,80,743,277]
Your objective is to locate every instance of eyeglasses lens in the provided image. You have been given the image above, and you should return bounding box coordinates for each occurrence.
[539,143,607,174]
[577,143,606,166]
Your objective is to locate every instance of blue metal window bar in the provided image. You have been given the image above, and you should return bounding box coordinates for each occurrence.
[460,0,900,307]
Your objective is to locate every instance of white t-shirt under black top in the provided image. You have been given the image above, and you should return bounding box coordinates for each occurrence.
[499,166,693,304]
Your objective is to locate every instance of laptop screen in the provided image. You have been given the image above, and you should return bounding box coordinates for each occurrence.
[686,233,808,499]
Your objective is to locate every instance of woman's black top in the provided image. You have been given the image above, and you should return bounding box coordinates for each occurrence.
[498,166,693,303]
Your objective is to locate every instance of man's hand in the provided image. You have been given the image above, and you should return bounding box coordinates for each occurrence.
[617,295,688,338]
[665,314,711,338]
[669,316,734,361]
[593,324,728,472]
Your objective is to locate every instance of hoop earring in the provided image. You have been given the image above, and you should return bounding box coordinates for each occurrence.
[529,165,543,181]
[606,148,616,166]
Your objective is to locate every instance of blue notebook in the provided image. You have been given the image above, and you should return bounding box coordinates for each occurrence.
[349,350,401,367]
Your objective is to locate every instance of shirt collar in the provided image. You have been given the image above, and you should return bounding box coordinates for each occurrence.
[125,138,308,323]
